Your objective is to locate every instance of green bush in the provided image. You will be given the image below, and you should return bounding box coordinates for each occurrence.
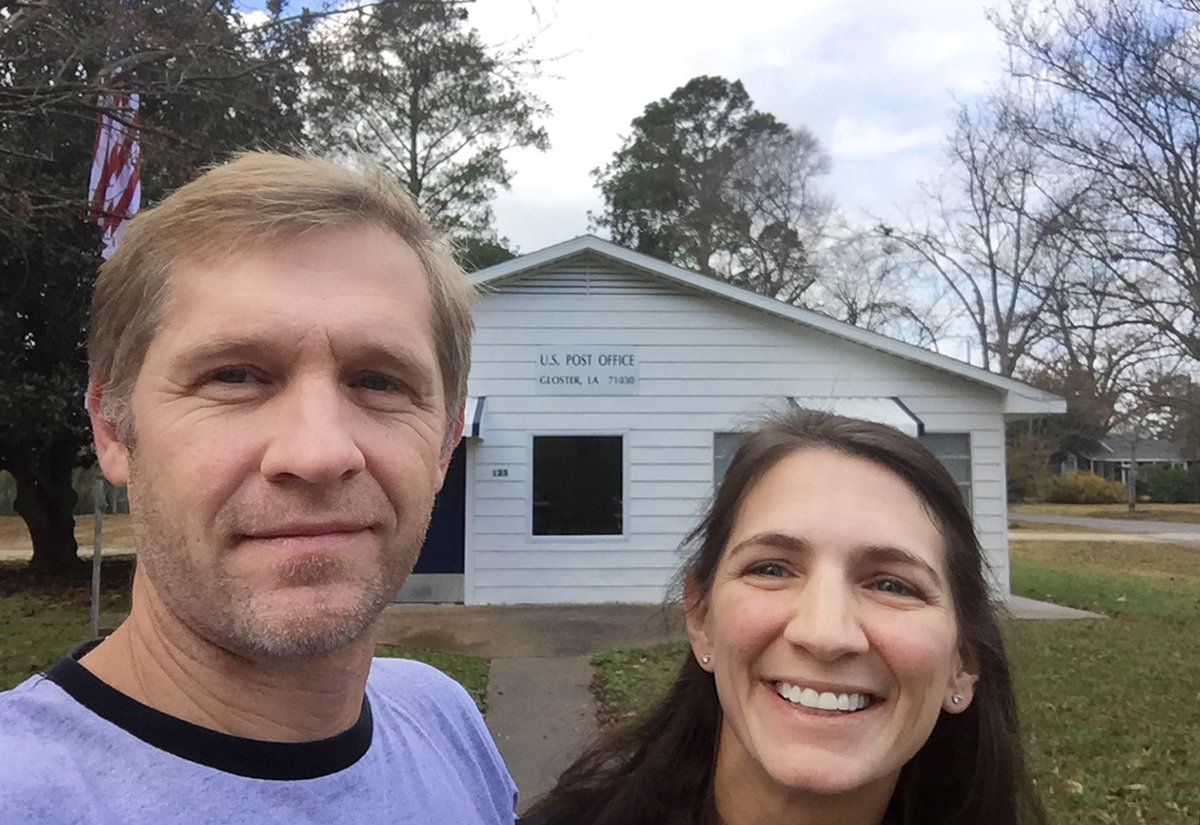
[0,468,127,518]
[71,466,129,515]
[0,471,15,516]
[1006,432,1055,503]
[1037,470,1127,504]
[1146,465,1200,503]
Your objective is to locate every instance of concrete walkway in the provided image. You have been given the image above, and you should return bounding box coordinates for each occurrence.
[377,596,1100,810]
[486,656,595,809]
[376,602,685,809]
[1011,512,1200,545]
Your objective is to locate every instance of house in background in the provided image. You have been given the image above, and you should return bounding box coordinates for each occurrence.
[1064,436,1198,485]
[401,236,1065,605]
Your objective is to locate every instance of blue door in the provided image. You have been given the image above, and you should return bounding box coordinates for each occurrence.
[413,441,466,574]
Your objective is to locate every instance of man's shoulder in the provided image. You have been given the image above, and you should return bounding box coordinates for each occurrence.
[367,656,478,715]
[365,657,516,818]
[0,675,103,817]
[0,671,76,737]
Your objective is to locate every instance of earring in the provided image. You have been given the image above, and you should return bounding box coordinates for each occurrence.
[951,694,963,705]
[701,653,711,665]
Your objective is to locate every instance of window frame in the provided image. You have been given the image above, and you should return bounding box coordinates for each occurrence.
[528,431,629,541]
[713,431,748,488]
[919,431,973,511]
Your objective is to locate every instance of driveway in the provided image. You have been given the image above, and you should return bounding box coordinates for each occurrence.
[1010,512,1200,545]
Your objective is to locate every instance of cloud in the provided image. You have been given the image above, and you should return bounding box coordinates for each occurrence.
[467,0,1008,250]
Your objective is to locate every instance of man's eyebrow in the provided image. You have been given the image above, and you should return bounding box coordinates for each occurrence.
[338,339,440,389]
[168,336,435,378]
[168,337,279,368]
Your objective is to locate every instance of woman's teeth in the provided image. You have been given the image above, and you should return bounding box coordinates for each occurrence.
[774,681,872,712]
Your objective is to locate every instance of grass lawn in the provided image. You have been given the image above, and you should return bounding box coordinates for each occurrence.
[593,540,1200,824]
[1010,502,1200,525]
[0,557,135,689]
[0,557,490,710]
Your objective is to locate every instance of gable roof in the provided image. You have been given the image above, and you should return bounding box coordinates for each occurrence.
[1084,437,1197,463]
[474,235,1065,417]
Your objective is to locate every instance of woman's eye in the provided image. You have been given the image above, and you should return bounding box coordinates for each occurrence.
[871,577,916,597]
[749,562,789,579]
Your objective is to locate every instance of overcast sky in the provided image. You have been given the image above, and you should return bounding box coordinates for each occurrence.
[466,0,1008,253]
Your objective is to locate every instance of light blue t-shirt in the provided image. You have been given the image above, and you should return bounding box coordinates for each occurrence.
[0,645,517,824]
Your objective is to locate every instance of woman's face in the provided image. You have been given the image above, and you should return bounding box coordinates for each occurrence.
[687,447,977,809]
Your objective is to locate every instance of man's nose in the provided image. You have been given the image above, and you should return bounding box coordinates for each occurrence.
[782,567,870,661]
[259,379,366,484]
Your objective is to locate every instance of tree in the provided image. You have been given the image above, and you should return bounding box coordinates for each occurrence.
[592,76,830,303]
[808,225,953,346]
[994,0,1200,365]
[305,0,549,239]
[883,99,1075,377]
[454,235,516,272]
[723,124,831,302]
[1020,260,1167,457]
[0,214,99,572]
[1,0,310,572]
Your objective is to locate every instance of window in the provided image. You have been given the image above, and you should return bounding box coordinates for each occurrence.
[713,432,748,485]
[920,432,972,507]
[532,436,623,535]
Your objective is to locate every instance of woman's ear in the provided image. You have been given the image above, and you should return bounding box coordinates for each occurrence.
[683,575,713,672]
[943,644,980,713]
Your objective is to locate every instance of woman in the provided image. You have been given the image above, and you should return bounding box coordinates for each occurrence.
[523,410,1046,825]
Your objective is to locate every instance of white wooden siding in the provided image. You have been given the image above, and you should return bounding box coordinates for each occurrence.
[467,258,1011,604]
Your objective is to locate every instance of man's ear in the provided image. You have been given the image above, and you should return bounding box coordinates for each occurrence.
[683,575,714,673]
[437,405,465,482]
[87,382,130,487]
[943,644,980,714]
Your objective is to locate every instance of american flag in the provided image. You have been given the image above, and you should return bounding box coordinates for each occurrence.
[87,87,141,259]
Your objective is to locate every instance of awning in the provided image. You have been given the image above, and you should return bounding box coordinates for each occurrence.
[788,396,924,438]
[463,396,485,438]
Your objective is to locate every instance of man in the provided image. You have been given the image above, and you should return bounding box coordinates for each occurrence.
[0,153,516,823]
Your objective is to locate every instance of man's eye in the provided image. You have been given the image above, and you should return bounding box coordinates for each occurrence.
[211,368,251,384]
[355,374,400,393]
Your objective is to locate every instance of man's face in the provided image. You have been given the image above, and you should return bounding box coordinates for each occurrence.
[92,226,458,659]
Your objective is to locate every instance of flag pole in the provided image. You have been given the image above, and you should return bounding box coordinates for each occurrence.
[89,477,104,639]
[87,45,140,638]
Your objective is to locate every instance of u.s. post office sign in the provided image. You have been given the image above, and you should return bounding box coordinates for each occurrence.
[536,347,639,395]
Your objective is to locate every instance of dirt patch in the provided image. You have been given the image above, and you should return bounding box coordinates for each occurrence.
[0,515,134,560]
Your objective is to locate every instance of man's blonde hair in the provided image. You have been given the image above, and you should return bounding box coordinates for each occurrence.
[88,152,475,440]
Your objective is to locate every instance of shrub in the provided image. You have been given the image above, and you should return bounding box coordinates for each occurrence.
[0,471,14,516]
[1037,470,1126,504]
[1146,465,1200,503]
[1006,432,1055,503]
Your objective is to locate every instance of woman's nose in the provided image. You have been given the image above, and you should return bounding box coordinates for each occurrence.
[782,569,870,661]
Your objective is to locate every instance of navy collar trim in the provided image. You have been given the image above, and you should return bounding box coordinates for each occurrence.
[45,641,373,780]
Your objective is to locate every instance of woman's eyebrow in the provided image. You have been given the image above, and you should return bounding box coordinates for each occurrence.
[725,535,946,588]
[725,532,809,560]
[856,545,945,591]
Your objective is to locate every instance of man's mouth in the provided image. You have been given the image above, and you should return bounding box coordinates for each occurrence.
[243,522,372,540]
[773,681,875,713]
